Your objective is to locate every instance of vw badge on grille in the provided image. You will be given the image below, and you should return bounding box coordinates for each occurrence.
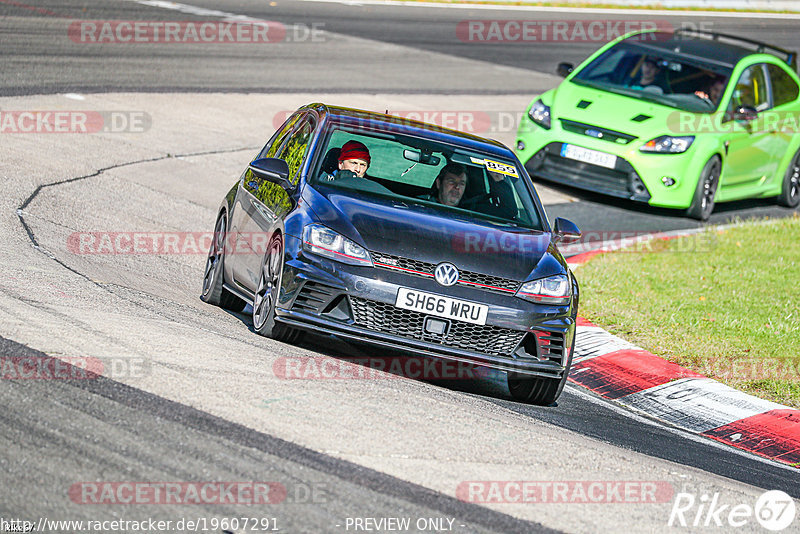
[434,262,459,287]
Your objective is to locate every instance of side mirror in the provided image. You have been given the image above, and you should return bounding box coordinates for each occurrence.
[557,62,574,78]
[733,105,758,122]
[248,158,292,191]
[553,217,581,243]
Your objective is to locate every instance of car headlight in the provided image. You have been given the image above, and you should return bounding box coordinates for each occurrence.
[302,224,373,267]
[640,135,694,154]
[515,274,571,305]
[528,100,551,130]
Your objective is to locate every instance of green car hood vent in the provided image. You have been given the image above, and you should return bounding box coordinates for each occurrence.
[632,114,651,122]
[577,100,592,109]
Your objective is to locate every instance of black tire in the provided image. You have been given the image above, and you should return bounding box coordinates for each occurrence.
[685,156,721,221]
[777,149,800,208]
[201,213,246,312]
[507,336,575,406]
[252,233,303,343]
[508,373,566,406]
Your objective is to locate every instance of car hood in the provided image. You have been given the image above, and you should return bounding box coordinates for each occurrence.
[304,183,562,282]
[549,81,680,140]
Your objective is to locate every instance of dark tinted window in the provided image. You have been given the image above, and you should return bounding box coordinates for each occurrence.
[312,126,544,230]
[275,117,315,186]
[768,63,799,107]
[732,64,770,111]
[261,112,304,159]
[571,42,732,113]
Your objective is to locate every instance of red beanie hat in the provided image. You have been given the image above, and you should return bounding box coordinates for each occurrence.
[338,140,370,164]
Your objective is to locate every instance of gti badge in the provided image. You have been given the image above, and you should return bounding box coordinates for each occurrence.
[434,262,459,287]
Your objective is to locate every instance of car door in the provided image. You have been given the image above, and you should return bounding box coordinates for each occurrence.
[762,62,800,189]
[229,112,304,292]
[720,63,785,190]
[235,113,316,293]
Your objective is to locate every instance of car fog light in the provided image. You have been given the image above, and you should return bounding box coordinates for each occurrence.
[516,140,526,151]
[661,176,676,187]
[629,173,648,197]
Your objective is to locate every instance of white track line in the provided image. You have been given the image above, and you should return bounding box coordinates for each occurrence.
[298,0,800,19]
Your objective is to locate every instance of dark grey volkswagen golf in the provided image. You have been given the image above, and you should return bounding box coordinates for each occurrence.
[202,103,581,405]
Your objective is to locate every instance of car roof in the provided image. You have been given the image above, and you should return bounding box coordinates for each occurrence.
[621,31,796,70]
[301,103,514,160]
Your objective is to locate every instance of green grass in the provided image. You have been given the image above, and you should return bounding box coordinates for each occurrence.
[577,215,800,408]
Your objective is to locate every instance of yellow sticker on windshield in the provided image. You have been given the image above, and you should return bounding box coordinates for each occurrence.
[483,159,518,178]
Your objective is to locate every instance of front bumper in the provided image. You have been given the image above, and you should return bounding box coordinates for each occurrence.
[516,118,707,209]
[524,142,652,202]
[276,241,576,380]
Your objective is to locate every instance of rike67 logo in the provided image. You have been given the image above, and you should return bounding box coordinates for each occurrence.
[669,490,796,531]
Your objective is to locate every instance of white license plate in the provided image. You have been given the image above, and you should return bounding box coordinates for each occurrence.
[560,144,617,169]
[395,288,489,326]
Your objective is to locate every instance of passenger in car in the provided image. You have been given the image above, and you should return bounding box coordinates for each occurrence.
[422,163,516,219]
[628,57,669,93]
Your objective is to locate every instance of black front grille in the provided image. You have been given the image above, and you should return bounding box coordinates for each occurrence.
[527,143,651,201]
[371,251,519,294]
[349,297,526,357]
[536,330,566,363]
[559,119,637,145]
[291,281,337,314]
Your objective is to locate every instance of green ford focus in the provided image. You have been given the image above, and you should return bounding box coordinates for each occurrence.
[515,29,800,220]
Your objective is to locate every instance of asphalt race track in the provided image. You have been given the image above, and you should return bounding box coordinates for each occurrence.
[1,1,799,533]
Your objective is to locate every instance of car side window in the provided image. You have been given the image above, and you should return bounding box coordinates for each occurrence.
[767,63,799,108]
[732,64,770,112]
[274,117,316,186]
[261,112,304,159]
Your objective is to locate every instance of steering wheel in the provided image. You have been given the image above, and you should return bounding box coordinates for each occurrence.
[693,91,713,104]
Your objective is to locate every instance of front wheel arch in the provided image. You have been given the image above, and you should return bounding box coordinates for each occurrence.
[685,155,722,221]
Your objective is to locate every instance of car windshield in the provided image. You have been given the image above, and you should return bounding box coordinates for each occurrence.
[310,125,544,230]
[572,42,732,113]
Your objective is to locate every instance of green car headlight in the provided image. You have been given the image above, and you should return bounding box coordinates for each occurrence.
[528,100,551,130]
[640,135,695,154]
[302,224,373,267]
[515,274,570,305]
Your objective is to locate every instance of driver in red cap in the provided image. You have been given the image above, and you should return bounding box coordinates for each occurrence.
[337,140,370,178]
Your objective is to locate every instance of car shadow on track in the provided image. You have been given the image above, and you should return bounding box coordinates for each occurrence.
[226,304,545,406]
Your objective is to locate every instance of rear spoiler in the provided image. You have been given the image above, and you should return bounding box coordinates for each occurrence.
[674,29,798,72]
